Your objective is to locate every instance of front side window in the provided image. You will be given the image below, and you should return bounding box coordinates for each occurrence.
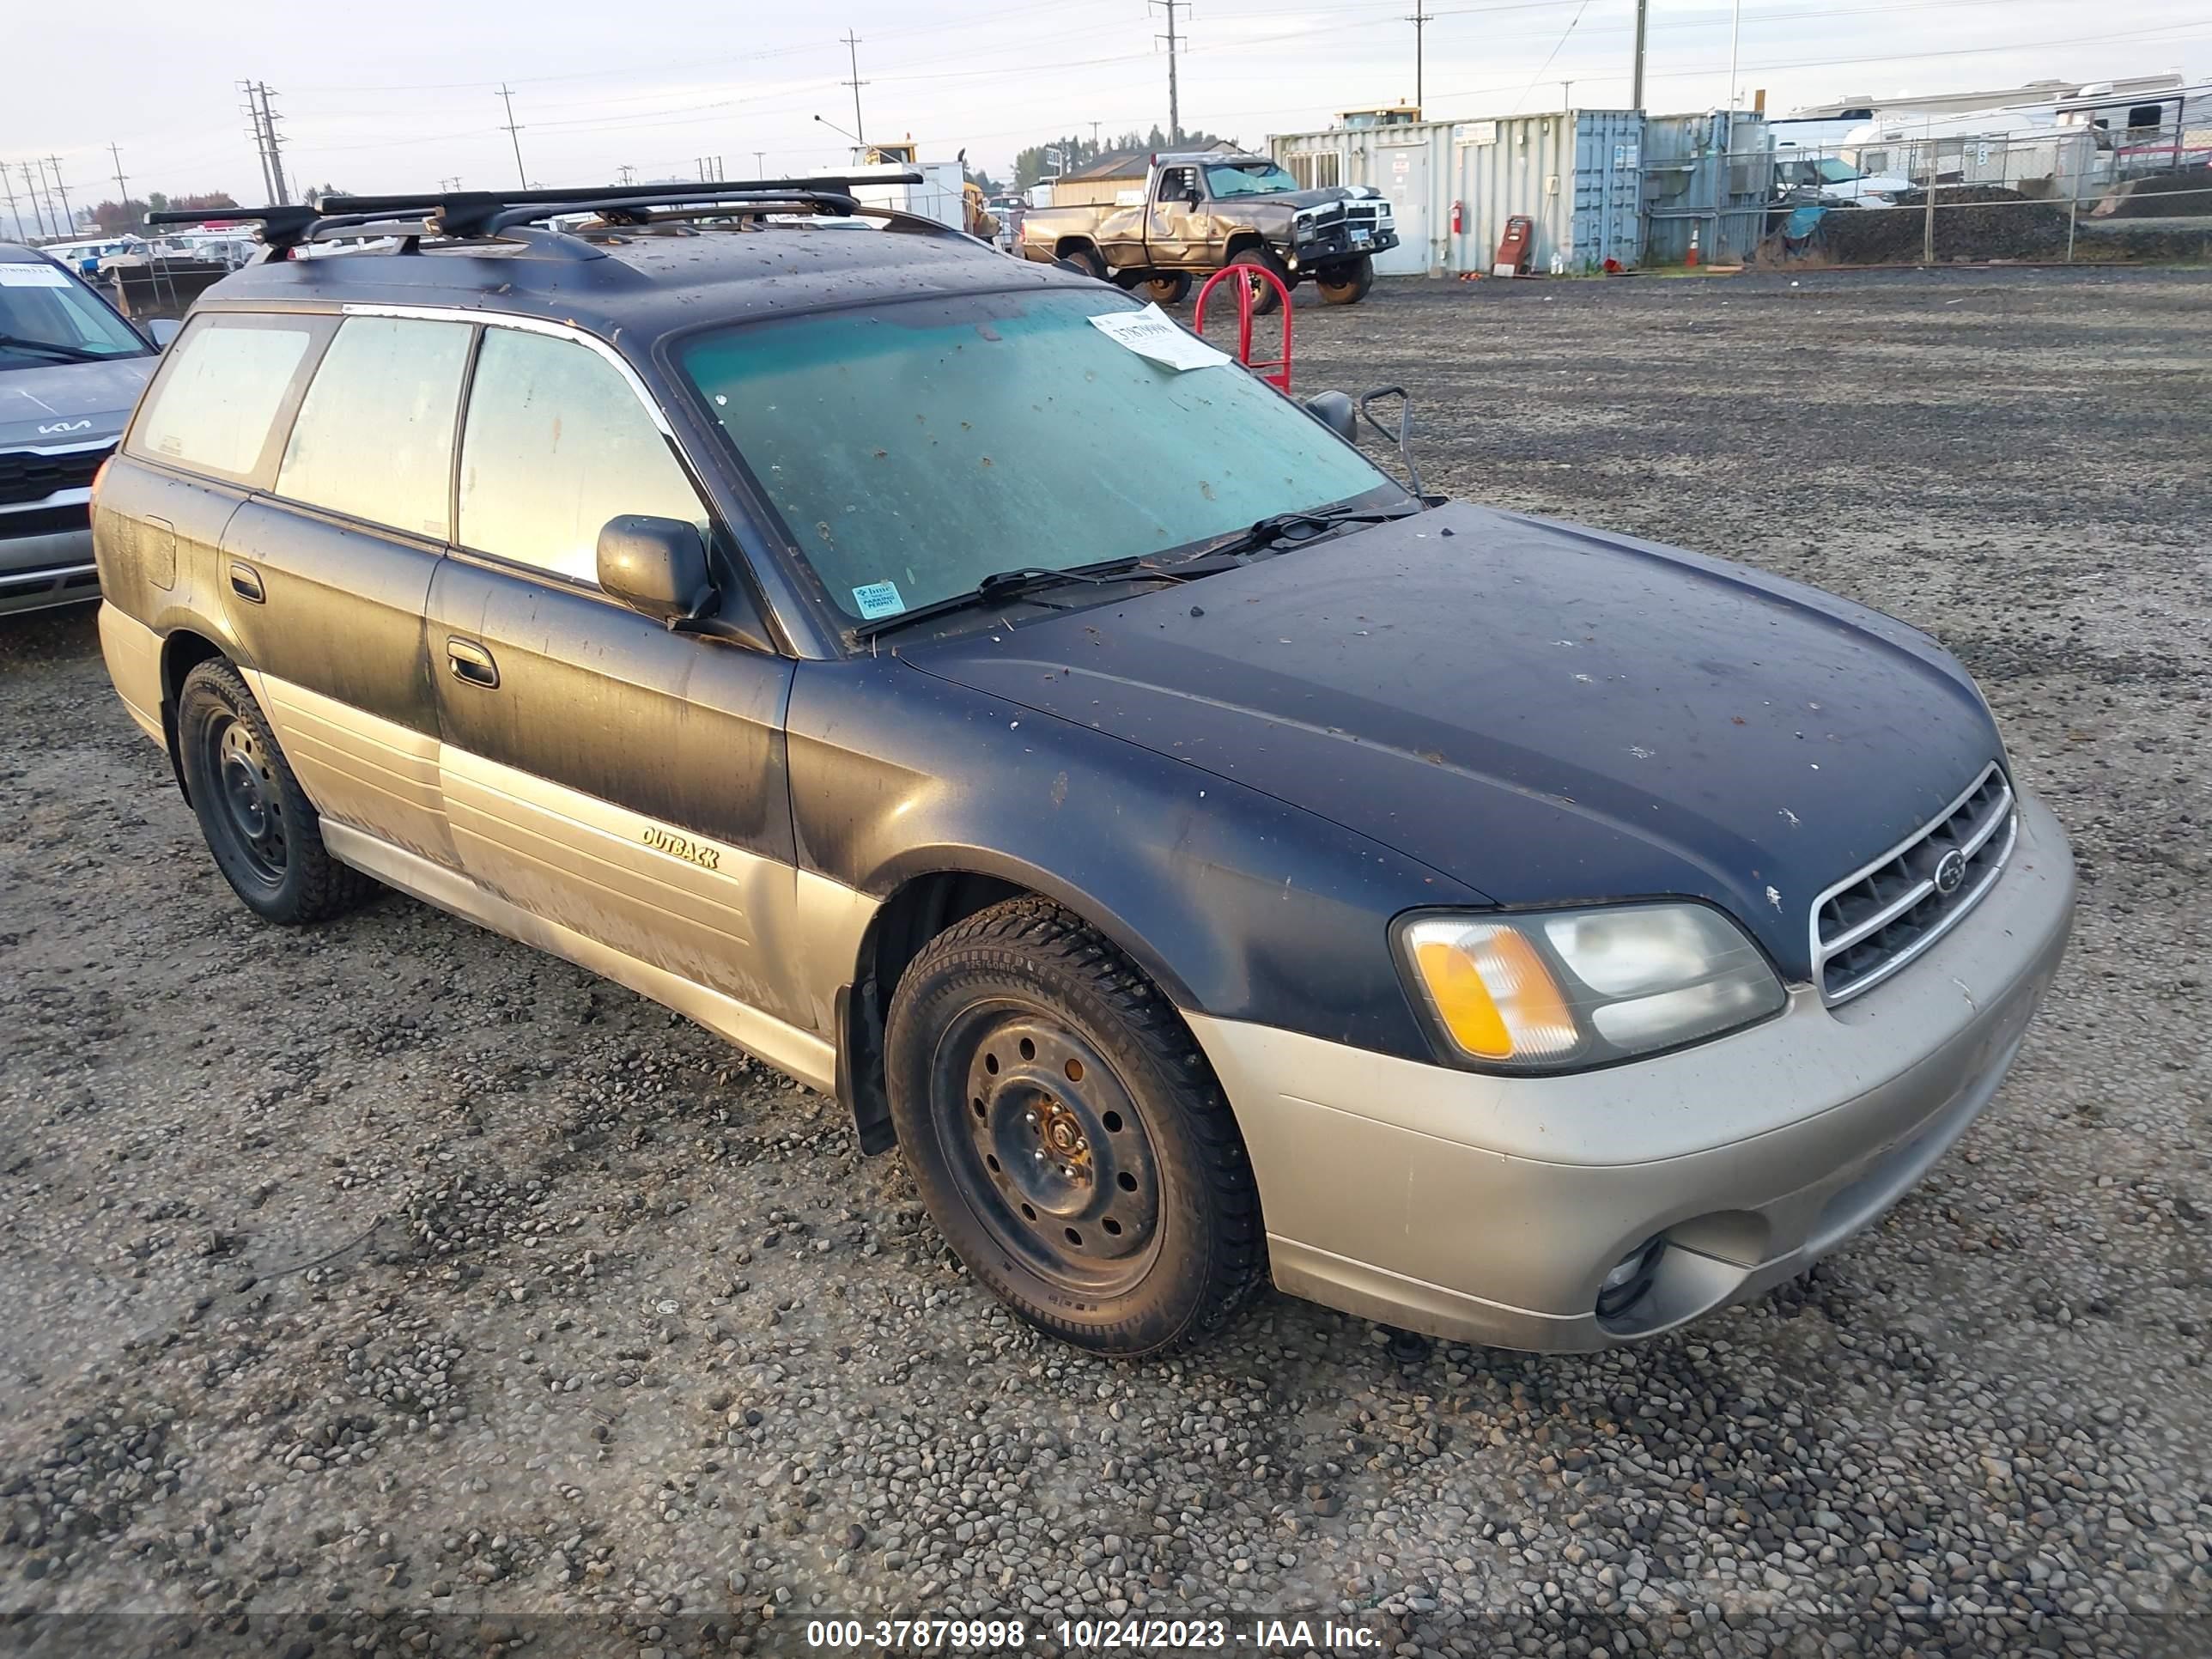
[1156,167,1196,202]
[127,314,318,483]
[677,289,1398,623]
[276,316,472,540]
[1203,162,1300,198]
[459,327,708,586]
[0,259,151,370]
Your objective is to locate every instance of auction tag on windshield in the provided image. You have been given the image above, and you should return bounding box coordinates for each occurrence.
[0,264,76,288]
[1089,303,1232,372]
[851,580,904,619]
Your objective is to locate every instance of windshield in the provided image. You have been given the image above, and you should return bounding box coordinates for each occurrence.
[0,262,148,368]
[1815,158,1863,183]
[1203,162,1301,198]
[678,289,1401,625]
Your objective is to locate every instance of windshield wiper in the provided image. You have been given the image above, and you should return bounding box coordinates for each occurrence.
[852,558,1187,641]
[1180,500,1422,564]
[0,333,110,364]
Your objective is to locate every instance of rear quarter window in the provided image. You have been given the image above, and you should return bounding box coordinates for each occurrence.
[276,316,472,541]
[126,313,326,486]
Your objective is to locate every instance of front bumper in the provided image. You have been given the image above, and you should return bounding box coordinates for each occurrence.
[1291,226,1399,267]
[0,521,100,616]
[1187,790,2076,1352]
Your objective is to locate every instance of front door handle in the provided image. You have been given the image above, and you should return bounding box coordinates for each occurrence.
[228,562,264,604]
[446,636,499,690]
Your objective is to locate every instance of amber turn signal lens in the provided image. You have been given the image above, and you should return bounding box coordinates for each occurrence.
[1413,925,1577,1062]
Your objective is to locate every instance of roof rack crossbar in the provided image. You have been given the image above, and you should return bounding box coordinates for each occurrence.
[322,174,918,220]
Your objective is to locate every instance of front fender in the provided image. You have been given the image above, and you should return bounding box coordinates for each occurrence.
[786,654,1484,1061]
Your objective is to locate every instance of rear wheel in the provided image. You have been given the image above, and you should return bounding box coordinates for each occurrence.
[1316,254,1376,305]
[1058,245,1109,281]
[1224,246,1291,315]
[885,896,1264,1357]
[175,659,373,925]
[1144,272,1191,306]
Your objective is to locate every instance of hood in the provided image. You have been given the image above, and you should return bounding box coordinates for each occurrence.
[900,501,2003,979]
[1264,186,1385,212]
[0,356,155,447]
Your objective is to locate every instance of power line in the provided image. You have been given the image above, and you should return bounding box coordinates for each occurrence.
[1510,0,1594,115]
[841,30,869,147]
[498,83,529,189]
[1150,0,1186,142]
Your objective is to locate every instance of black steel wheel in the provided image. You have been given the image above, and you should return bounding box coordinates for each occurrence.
[885,896,1265,1356]
[175,659,374,925]
[1144,272,1192,306]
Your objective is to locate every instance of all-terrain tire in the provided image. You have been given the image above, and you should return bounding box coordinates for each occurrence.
[1316,254,1376,305]
[175,659,374,925]
[884,896,1265,1356]
[1225,246,1292,315]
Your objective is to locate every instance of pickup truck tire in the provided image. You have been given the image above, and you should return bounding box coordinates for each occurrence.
[1144,274,1191,306]
[1225,246,1291,314]
[1316,255,1376,306]
[884,896,1265,1357]
[1057,246,1109,281]
[175,659,375,926]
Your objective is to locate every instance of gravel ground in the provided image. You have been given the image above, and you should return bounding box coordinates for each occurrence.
[2,265,2209,1659]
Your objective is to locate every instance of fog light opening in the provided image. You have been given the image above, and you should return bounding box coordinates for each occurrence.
[1596,1234,1667,1322]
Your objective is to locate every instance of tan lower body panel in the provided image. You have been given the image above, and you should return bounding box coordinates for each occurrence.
[98,603,166,745]
[246,672,456,867]
[320,821,839,1095]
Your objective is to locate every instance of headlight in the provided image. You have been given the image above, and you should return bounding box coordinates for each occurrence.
[1398,902,1784,1073]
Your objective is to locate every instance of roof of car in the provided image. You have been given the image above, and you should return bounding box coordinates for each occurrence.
[196,221,1082,343]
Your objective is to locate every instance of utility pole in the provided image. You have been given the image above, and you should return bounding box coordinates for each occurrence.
[753,151,766,176]
[1562,79,1573,111]
[497,84,528,190]
[438,175,463,191]
[20,163,51,239]
[240,82,274,202]
[45,157,76,233]
[255,84,290,204]
[0,167,18,241]
[841,31,868,149]
[1726,0,1742,111]
[1150,0,1185,143]
[1630,0,1648,111]
[617,164,637,185]
[1406,0,1428,111]
[108,143,130,215]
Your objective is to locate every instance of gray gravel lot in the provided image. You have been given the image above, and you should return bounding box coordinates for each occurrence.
[2,265,2209,1659]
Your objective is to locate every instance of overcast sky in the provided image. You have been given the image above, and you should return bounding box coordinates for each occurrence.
[3,0,2207,225]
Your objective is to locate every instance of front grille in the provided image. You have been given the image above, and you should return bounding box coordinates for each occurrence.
[1811,762,2016,1004]
[0,444,110,507]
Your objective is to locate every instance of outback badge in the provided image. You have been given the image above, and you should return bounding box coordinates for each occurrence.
[641,823,720,871]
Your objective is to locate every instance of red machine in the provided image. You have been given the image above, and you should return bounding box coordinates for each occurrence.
[1492,215,1535,277]
[1193,262,1294,391]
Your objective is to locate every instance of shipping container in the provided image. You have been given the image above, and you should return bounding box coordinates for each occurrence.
[1273,109,1786,274]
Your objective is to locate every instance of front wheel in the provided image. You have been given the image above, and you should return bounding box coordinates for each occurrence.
[884,897,1264,1357]
[1144,272,1191,306]
[1224,246,1291,315]
[176,659,374,925]
[1316,254,1376,305]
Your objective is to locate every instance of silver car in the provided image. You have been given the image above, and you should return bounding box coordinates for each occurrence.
[2,244,162,616]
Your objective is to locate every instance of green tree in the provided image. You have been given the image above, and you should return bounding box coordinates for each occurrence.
[90,198,152,234]
[1010,126,1239,191]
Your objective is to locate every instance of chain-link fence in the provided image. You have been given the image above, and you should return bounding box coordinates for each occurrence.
[1759,110,2212,268]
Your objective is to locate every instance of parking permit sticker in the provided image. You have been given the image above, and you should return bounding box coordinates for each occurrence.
[851,580,904,619]
[0,264,75,288]
[1088,303,1232,372]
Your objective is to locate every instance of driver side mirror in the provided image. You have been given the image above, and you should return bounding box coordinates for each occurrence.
[1304,390,1358,444]
[146,317,182,350]
[598,514,714,623]
[1184,187,1203,207]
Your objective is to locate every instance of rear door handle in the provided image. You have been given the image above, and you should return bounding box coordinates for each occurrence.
[228,562,264,604]
[446,636,499,689]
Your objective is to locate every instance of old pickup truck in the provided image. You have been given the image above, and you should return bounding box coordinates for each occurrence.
[1017,150,1397,311]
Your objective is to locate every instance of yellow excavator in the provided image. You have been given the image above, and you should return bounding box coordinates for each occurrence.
[864,138,1000,241]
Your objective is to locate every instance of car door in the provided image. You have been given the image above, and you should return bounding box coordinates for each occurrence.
[217,313,474,866]
[426,319,807,1026]
[1145,164,1206,269]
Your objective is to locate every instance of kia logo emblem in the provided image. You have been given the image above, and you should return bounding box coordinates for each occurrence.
[37,419,93,434]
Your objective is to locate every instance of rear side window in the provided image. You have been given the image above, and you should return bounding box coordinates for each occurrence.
[127,315,319,483]
[276,316,473,540]
[457,327,707,586]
